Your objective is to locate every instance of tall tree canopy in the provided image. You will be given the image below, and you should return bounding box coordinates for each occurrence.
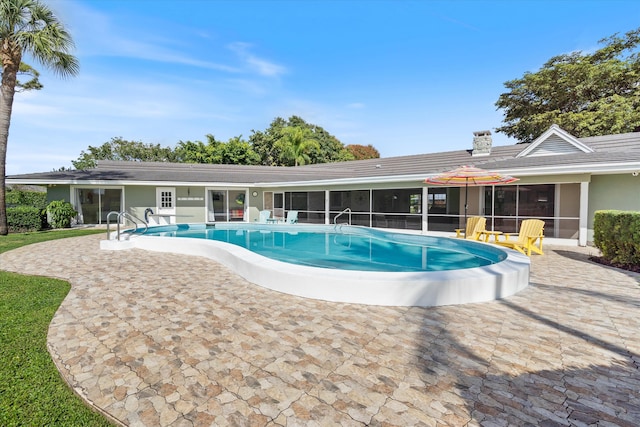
[282,126,318,166]
[174,134,260,165]
[346,144,380,160]
[249,116,354,166]
[72,137,176,170]
[495,28,640,143]
[0,0,79,235]
[71,116,375,169]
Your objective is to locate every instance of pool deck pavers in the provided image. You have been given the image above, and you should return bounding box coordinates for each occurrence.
[1,234,640,426]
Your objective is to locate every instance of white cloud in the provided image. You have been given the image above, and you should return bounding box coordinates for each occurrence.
[56,3,287,77]
[51,1,240,73]
[227,42,287,77]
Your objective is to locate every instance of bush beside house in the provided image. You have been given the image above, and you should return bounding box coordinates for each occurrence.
[593,210,640,269]
[6,188,48,232]
[46,200,78,229]
[6,188,78,232]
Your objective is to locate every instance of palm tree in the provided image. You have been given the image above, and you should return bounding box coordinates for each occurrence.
[283,126,318,166]
[0,0,78,235]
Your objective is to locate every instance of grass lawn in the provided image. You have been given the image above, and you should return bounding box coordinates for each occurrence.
[0,229,115,426]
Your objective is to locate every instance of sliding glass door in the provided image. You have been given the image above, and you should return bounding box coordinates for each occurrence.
[74,187,122,224]
[207,189,248,222]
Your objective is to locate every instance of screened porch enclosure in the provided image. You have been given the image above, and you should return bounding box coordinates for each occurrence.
[130,183,586,239]
[484,183,579,239]
[426,183,578,238]
[277,189,423,229]
[275,184,579,238]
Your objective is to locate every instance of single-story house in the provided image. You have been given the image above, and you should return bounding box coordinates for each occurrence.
[7,124,640,246]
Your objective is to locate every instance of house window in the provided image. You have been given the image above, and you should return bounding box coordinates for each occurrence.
[156,187,176,215]
[160,191,173,208]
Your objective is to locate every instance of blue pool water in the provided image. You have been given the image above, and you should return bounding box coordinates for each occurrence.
[136,223,506,273]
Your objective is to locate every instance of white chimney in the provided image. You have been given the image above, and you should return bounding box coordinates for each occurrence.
[472,130,492,156]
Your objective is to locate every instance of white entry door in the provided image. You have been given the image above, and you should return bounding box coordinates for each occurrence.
[155,187,176,224]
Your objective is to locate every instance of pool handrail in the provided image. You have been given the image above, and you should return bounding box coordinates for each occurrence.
[106,211,148,241]
[334,207,352,225]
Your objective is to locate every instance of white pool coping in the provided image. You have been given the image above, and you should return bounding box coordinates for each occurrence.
[100,226,530,307]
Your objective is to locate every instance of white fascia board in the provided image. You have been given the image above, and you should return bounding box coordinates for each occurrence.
[503,162,640,177]
[256,174,433,187]
[5,179,256,187]
[120,181,253,187]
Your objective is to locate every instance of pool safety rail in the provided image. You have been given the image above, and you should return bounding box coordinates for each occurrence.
[334,207,352,225]
[106,211,148,241]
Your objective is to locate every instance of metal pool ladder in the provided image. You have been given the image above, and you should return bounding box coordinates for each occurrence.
[333,207,352,226]
[106,211,148,241]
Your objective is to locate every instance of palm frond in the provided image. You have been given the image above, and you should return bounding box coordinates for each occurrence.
[2,0,78,77]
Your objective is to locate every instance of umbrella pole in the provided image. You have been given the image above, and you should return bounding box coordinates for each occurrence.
[464,180,468,225]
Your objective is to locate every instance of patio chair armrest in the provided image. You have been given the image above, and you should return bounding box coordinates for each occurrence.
[500,232,518,241]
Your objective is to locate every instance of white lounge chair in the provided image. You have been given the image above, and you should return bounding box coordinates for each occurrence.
[257,210,271,223]
[285,210,298,224]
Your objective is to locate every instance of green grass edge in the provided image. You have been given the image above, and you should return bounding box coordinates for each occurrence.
[0,229,116,426]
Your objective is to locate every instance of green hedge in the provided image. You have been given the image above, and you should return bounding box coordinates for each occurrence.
[6,189,47,209]
[7,206,43,232]
[593,210,640,266]
[6,189,48,232]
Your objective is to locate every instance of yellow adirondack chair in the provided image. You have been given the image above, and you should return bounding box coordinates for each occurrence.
[455,216,487,240]
[496,219,545,256]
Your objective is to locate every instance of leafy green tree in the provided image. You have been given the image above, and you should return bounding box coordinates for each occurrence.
[0,0,79,235]
[72,137,176,169]
[496,28,640,143]
[249,117,290,166]
[71,116,376,172]
[218,136,260,165]
[288,115,353,164]
[249,116,357,166]
[346,144,380,160]
[282,126,318,166]
[174,134,220,164]
[174,134,260,165]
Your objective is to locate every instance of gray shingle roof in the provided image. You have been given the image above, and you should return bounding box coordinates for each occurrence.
[7,130,640,185]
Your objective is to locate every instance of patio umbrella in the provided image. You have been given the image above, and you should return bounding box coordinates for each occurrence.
[424,165,519,223]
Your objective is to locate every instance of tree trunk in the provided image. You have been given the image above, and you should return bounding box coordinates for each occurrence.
[0,49,21,235]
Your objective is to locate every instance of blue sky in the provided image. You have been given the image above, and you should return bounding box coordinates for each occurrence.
[7,0,640,174]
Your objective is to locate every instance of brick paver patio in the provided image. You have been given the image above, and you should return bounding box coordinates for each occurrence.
[1,234,639,426]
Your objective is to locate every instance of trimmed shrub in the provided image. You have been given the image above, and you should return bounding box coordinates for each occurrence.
[593,210,640,266]
[7,206,43,232]
[46,200,78,229]
[6,189,48,232]
[6,189,47,209]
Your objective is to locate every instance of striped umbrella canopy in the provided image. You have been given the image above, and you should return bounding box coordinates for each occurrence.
[424,165,519,223]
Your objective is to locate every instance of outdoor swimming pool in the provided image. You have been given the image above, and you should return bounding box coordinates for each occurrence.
[101,223,530,307]
[141,223,505,272]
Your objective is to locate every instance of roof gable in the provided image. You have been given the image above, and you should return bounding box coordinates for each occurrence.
[516,124,594,158]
